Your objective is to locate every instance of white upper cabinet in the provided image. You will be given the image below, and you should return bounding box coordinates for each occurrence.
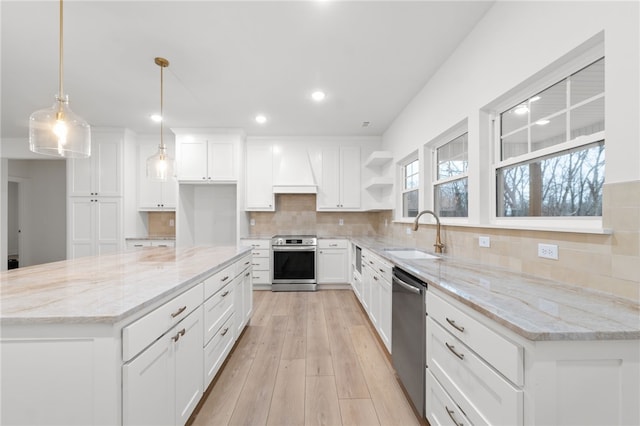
[138,141,177,210]
[174,131,240,183]
[245,142,274,211]
[68,129,123,197]
[317,146,361,210]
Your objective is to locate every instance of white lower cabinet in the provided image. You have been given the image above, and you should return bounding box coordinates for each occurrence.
[123,305,204,426]
[317,239,349,284]
[358,249,392,353]
[242,238,270,286]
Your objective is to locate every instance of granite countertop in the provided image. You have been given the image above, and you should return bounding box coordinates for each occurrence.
[352,237,640,342]
[0,245,251,326]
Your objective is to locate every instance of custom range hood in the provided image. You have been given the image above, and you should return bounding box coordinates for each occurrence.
[272,145,318,194]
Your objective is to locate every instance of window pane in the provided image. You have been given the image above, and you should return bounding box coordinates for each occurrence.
[530,80,567,123]
[531,112,566,152]
[571,58,604,105]
[435,178,468,217]
[501,103,529,135]
[404,159,419,190]
[437,133,468,179]
[403,189,419,217]
[497,141,604,217]
[570,96,604,139]
[501,128,528,160]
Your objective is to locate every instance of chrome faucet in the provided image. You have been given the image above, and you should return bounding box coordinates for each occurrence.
[413,210,445,253]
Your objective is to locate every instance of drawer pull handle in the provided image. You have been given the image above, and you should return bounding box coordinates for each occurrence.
[379,268,385,273]
[329,244,338,247]
[221,276,230,282]
[171,306,187,318]
[446,317,465,332]
[369,261,374,265]
[445,406,463,426]
[445,342,465,360]
[245,261,250,265]
[172,328,186,342]
[221,327,229,336]
[245,272,251,277]
[221,290,230,297]
[373,276,379,281]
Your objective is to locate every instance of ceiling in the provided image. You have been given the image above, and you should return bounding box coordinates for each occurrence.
[1,1,494,140]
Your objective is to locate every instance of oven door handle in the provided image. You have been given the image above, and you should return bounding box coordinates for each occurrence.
[273,246,316,252]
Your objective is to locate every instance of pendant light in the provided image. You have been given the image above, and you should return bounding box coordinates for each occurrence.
[29,0,91,158]
[146,57,174,181]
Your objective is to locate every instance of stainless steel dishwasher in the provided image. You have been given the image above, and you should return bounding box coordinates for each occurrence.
[392,267,427,417]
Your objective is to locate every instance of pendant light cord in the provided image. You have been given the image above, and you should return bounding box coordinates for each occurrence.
[59,0,64,98]
[160,61,164,149]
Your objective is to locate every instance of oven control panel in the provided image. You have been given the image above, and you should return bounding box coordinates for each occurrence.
[272,236,317,246]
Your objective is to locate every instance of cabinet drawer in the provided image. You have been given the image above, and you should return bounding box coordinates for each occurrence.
[371,256,392,283]
[150,240,175,248]
[427,317,523,426]
[127,240,151,249]
[236,254,252,274]
[123,283,203,362]
[250,257,269,271]
[427,290,523,385]
[318,239,348,249]
[425,370,472,426]
[203,282,234,345]
[251,248,269,258]
[204,313,235,388]
[204,264,235,300]
[252,270,270,284]
[243,239,270,250]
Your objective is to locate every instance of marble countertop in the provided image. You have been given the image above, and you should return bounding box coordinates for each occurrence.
[0,246,251,326]
[352,237,640,341]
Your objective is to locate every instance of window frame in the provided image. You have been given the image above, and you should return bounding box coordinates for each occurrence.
[398,154,420,219]
[491,54,605,230]
[432,131,469,219]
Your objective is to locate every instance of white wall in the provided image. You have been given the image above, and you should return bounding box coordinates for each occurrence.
[7,159,66,266]
[383,1,639,185]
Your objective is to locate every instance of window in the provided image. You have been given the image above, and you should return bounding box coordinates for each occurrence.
[434,132,468,217]
[402,158,419,217]
[496,58,604,217]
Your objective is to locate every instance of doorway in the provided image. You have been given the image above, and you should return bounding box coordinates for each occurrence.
[7,180,21,269]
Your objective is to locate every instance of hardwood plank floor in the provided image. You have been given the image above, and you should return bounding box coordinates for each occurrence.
[191,290,425,426]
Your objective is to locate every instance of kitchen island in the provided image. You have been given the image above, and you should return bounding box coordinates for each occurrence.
[1,245,253,426]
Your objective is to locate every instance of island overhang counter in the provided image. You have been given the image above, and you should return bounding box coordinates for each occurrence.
[1,245,253,426]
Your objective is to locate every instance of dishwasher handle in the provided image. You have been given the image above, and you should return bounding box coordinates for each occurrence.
[393,275,422,294]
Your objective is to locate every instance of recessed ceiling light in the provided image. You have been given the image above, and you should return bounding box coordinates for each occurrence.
[255,114,267,124]
[362,121,371,127]
[529,96,541,103]
[311,91,326,102]
[150,114,162,122]
[535,119,550,126]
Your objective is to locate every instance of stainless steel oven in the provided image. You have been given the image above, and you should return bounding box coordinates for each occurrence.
[271,235,317,291]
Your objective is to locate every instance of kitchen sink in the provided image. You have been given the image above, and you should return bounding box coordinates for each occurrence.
[383,249,439,260]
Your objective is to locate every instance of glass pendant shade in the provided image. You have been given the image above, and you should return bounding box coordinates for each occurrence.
[29,94,91,158]
[147,144,175,181]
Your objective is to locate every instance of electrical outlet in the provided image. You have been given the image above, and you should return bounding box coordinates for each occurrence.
[478,236,491,248]
[169,219,175,227]
[339,218,344,226]
[538,243,559,260]
[406,227,412,235]
[250,218,255,226]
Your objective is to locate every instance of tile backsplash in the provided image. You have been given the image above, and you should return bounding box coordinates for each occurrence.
[248,183,640,302]
[148,211,176,237]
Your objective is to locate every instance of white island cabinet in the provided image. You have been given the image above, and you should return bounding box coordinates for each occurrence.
[0,246,252,426]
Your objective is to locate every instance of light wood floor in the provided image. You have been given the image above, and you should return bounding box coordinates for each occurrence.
[191,290,425,426]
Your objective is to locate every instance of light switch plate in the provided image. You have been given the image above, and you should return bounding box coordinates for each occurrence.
[339,218,344,226]
[250,218,256,226]
[479,236,490,248]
